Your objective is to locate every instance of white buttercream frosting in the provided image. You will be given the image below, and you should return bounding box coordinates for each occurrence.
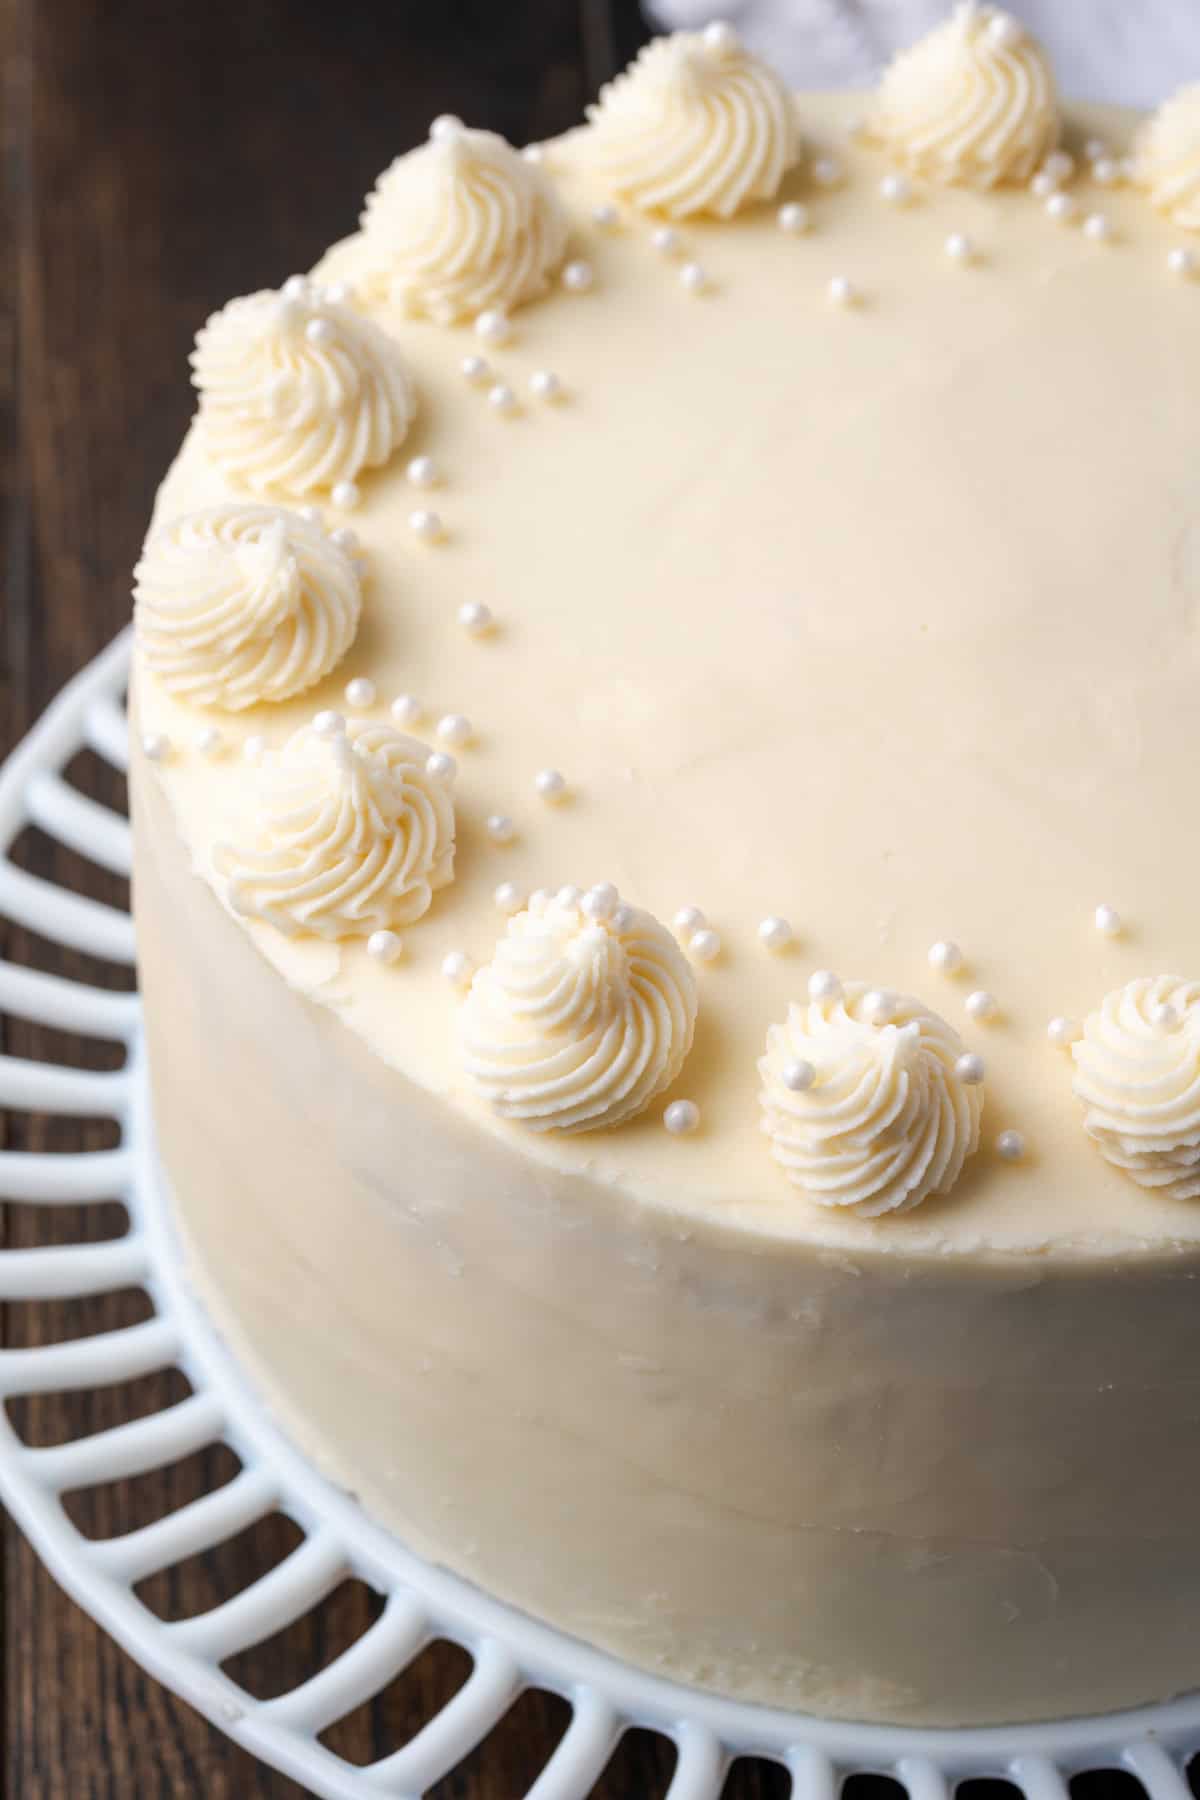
[216,719,455,940]
[759,982,983,1216]
[1073,977,1200,1201]
[1134,84,1200,232]
[868,4,1058,190]
[191,282,415,496]
[581,26,799,219]
[360,124,569,324]
[133,504,361,711]
[458,887,697,1133]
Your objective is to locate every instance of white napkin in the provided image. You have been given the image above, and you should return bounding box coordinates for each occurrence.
[644,0,1200,108]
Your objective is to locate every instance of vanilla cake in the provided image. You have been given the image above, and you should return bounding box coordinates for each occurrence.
[129,8,1200,1726]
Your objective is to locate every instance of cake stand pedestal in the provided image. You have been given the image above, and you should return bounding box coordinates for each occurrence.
[1,634,1198,1800]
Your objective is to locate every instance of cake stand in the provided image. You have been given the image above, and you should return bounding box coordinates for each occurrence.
[1,636,1199,1800]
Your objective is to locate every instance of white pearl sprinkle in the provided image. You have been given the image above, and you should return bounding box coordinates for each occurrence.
[331,480,360,510]
[297,504,322,524]
[664,1099,700,1135]
[827,275,858,307]
[409,508,444,542]
[462,354,492,384]
[611,902,633,931]
[488,383,519,416]
[1047,1016,1082,1048]
[494,881,525,914]
[782,1058,816,1092]
[758,915,793,952]
[863,988,897,1023]
[530,369,563,402]
[528,889,551,911]
[1094,903,1122,936]
[430,113,463,141]
[322,281,353,305]
[1151,1001,1180,1029]
[1083,212,1113,243]
[406,455,439,488]
[475,309,512,345]
[329,526,358,554]
[703,19,737,52]
[986,12,1023,47]
[426,750,457,782]
[582,882,619,920]
[652,225,682,257]
[965,989,998,1021]
[811,155,842,188]
[305,317,335,346]
[390,694,422,727]
[1092,157,1119,186]
[345,677,377,709]
[928,940,964,974]
[1168,246,1197,278]
[680,262,709,294]
[879,173,912,205]
[944,232,974,264]
[195,725,223,757]
[689,927,721,963]
[312,710,345,738]
[535,767,566,801]
[997,1129,1026,1162]
[141,731,170,763]
[563,259,594,293]
[437,713,472,747]
[1043,150,1075,184]
[956,1052,986,1086]
[674,906,706,934]
[1045,192,1078,223]
[458,601,494,636]
[777,201,810,233]
[592,202,619,228]
[485,813,515,844]
[442,950,474,986]
[282,274,309,301]
[556,885,581,907]
[808,969,841,1000]
[366,929,402,964]
[522,144,544,164]
[1031,170,1060,200]
[243,735,267,763]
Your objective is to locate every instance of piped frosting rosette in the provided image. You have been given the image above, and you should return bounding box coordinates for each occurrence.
[867,4,1058,189]
[217,719,455,940]
[1073,976,1200,1200]
[759,979,983,1216]
[191,280,415,496]
[1134,84,1200,232]
[133,504,361,711]
[582,24,799,219]
[458,884,698,1133]
[360,121,569,324]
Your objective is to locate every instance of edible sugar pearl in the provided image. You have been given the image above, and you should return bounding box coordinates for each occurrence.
[141,732,170,763]
[1031,170,1059,199]
[758,915,793,951]
[462,354,492,384]
[329,527,358,554]
[437,713,472,747]
[530,369,563,402]
[535,767,567,801]
[611,903,633,931]
[563,260,594,293]
[391,694,422,726]
[475,310,512,345]
[522,145,544,164]
[1094,903,1122,936]
[944,232,974,264]
[430,113,463,140]
[442,950,474,986]
[863,989,897,1023]
[195,725,223,757]
[1043,150,1075,184]
[582,882,619,920]
[827,276,858,307]
[494,881,525,914]
[485,813,515,844]
[879,173,912,205]
[331,481,360,510]
[664,1099,700,1135]
[592,203,619,228]
[956,1052,986,1086]
[1083,213,1113,243]
[809,969,841,1000]
[489,384,519,416]
[1045,192,1078,223]
[409,509,444,542]
[426,751,457,781]
[782,1059,816,1092]
[366,930,402,964]
[297,504,322,524]
[313,710,345,738]
[322,281,353,305]
[458,601,493,636]
[243,735,266,764]
[703,19,737,51]
[556,885,582,907]
[987,12,1023,47]
[406,455,439,488]
[282,275,309,301]
[928,940,963,974]
[1092,157,1119,186]
[652,226,682,257]
[811,156,842,188]
[689,927,721,963]
[777,202,810,233]
[304,317,334,346]
[997,1130,1026,1161]
[680,262,709,294]
[1151,1001,1179,1029]
[965,990,998,1021]
[345,677,376,709]
[1047,1016,1082,1048]
[674,905,706,934]
[1168,247,1197,278]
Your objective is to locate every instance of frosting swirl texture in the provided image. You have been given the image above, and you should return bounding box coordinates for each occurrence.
[759,981,983,1216]
[191,282,415,496]
[1073,976,1200,1200]
[360,123,568,324]
[1135,84,1200,232]
[458,887,697,1133]
[582,26,799,219]
[868,4,1058,189]
[133,504,361,711]
[217,720,455,940]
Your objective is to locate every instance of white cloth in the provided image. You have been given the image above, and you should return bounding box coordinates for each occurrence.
[644,0,1200,109]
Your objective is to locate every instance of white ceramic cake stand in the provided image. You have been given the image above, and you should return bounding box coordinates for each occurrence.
[2,636,1200,1800]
